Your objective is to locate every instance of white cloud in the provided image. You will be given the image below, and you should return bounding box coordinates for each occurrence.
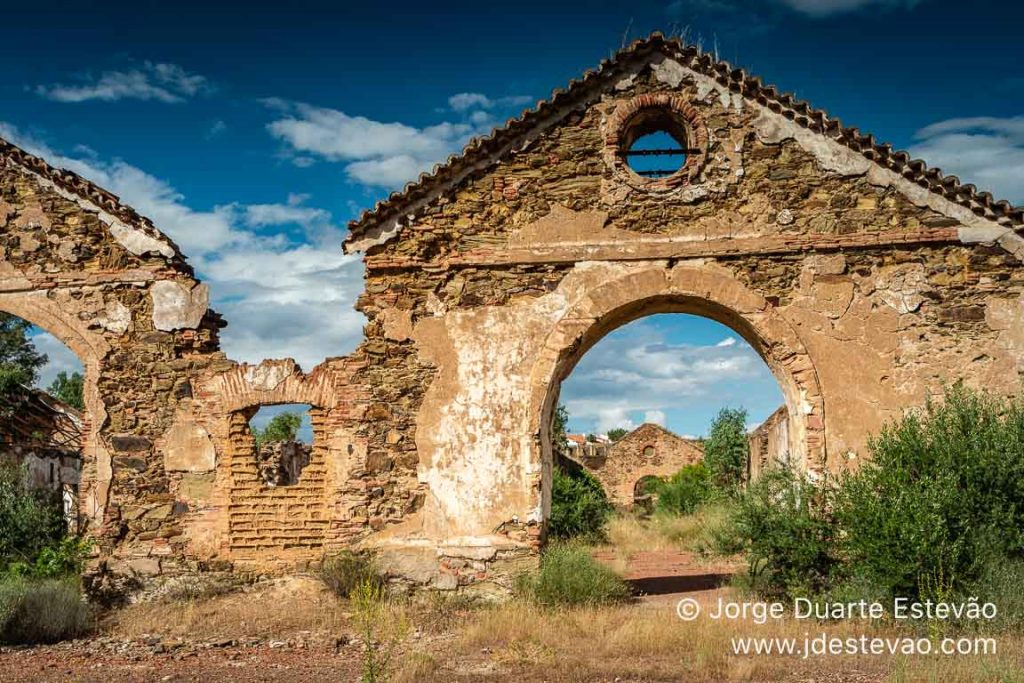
[561,319,778,435]
[0,123,366,372]
[644,410,666,426]
[447,92,532,112]
[715,337,737,347]
[448,93,493,111]
[30,332,84,390]
[266,101,474,188]
[776,0,924,16]
[909,116,1024,204]
[36,62,209,104]
[265,93,530,190]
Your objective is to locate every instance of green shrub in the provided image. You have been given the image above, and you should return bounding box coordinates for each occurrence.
[703,407,749,490]
[969,557,1024,633]
[715,465,839,598]
[6,536,92,579]
[515,542,630,607]
[836,384,1024,602]
[0,578,93,644]
[0,462,66,572]
[548,466,612,540]
[713,385,1024,604]
[319,550,384,598]
[655,463,713,516]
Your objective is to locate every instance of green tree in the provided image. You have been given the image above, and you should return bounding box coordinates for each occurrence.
[550,404,569,459]
[549,467,612,540]
[0,463,65,572]
[703,407,749,490]
[606,427,628,442]
[0,314,47,395]
[253,411,303,447]
[46,372,84,411]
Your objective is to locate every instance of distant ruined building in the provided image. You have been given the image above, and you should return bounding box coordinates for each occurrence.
[0,387,83,526]
[747,405,790,480]
[1,33,1022,596]
[566,423,705,507]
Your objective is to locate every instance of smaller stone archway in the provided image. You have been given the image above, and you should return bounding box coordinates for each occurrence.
[530,261,826,527]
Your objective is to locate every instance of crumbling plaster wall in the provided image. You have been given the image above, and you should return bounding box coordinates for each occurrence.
[748,405,789,480]
[355,53,1024,581]
[0,154,227,584]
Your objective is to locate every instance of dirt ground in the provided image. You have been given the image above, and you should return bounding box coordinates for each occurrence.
[1,549,1021,683]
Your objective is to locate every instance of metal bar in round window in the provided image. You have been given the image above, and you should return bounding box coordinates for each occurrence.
[636,170,683,177]
[621,148,701,157]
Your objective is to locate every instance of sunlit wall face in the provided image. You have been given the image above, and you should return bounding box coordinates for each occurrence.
[558,313,784,439]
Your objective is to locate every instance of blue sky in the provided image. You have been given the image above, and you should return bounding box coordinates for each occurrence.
[2,0,1020,438]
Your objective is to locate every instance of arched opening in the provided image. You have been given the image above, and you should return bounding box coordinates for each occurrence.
[633,474,665,514]
[551,311,785,510]
[246,403,314,487]
[0,311,91,533]
[530,264,827,543]
[0,295,109,530]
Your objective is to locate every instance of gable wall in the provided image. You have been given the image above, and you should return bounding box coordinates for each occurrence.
[350,55,1024,586]
[589,424,705,506]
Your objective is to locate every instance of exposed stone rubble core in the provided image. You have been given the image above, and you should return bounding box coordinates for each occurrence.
[1,33,1022,597]
[256,440,312,487]
[568,423,705,507]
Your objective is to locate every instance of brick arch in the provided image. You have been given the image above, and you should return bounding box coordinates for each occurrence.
[0,292,112,524]
[191,358,342,562]
[529,263,826,522]
[197,359,337,414]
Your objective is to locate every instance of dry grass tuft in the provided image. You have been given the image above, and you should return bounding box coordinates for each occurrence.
[393,596,1024,683]
[603,504,733,558]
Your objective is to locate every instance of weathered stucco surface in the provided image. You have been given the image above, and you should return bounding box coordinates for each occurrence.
[2,35,1023,596]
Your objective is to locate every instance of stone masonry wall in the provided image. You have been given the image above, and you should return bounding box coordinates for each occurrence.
[348,49,1024,589]
[4,38,1024,597]
[577,423,705,507]
[748,405,789,481]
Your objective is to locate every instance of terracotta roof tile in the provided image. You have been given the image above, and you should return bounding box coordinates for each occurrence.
[0,137,191,270]
[345,33,1022,250]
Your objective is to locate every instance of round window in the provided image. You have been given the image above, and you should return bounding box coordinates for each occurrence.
[620,108,693,180]
[643,445,655,457]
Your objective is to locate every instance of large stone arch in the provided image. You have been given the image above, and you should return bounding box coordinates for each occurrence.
[528,262,825,520]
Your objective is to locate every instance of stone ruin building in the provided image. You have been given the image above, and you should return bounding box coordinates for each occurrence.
[256,439,313,488]
[747,405,790,480]
[566,423,705,507]
[0,387,83,526]
[1,34,1023,596]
